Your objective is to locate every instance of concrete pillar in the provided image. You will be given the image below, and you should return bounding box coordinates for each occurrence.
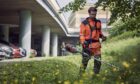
[51,33,58,56]
[1,25,9,42]
[19,10,32,57]
[41,26,50,56]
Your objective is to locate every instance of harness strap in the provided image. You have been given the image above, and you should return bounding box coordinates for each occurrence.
[86,18,98,44]
[88,20,97,39]
[82,18,100,44]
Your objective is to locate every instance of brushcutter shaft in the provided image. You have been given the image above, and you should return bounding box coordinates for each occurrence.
[65,44,119,70]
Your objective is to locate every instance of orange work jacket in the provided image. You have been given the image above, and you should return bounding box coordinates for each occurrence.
[80,18,103,48]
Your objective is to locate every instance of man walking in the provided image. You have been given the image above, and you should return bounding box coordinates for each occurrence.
[79,7,106,75]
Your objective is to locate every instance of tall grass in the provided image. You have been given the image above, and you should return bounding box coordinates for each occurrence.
[101,37,140,84]
[0,37,140,84]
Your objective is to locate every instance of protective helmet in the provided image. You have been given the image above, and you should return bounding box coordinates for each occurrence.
[88,7,97,13]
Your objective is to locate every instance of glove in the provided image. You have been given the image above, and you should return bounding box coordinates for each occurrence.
[83,41,89,46]
[82,41,89,48]
[102,36,107,42]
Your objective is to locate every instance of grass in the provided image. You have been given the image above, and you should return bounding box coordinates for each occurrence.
[0,59,79,84]
[101,37,140,84]
[0,37,140,84]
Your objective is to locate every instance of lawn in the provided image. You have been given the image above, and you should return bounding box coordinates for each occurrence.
[0,37,140,84]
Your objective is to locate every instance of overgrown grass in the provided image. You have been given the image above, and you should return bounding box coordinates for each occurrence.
[102,37,140,56]
[109,16,140,37]
[0,36,140,84]
[101,37,140,84]
[108,30,140,42]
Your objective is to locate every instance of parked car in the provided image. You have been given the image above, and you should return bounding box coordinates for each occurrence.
[0,40,26,60]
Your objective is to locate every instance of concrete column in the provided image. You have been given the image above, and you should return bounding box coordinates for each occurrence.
[51,33,58,56]
[41,26,50,56]
[19,10,32,57]
[1,25,9,42]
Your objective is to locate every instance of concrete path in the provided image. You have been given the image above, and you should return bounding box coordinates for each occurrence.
[0,57,48,63]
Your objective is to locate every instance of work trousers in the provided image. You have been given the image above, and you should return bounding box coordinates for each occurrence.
[80,48,101,74]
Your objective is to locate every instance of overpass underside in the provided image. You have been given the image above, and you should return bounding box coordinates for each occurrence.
[0,0,78,57]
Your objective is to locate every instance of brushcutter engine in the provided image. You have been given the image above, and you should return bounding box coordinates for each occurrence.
[65,44,79,53]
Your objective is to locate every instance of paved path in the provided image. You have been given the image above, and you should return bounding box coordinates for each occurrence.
[0,57,49,63]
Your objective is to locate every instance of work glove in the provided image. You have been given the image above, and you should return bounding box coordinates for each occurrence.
[84,41,89,46]
[102,36,107,42]
[82,41,89,48]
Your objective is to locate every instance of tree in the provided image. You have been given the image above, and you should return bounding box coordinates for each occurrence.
[96,0,140,24]
[59,0,86,13]
[60,0,140,24]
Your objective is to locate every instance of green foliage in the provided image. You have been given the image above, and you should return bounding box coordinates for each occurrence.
[59,0,86,13]
[56,55,81,66]
[102,37,140,57]
[96,0,140,24]
[109,16,140,38]
[108,30,139,42]
[0,59,79,84]
[58,37,140,84]
[57,37,140,84]
[0,37,140,84]
[102,37,140,84]
[60,0,140,24]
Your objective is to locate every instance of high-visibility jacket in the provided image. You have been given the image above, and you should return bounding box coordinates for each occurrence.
[80,17,103,48]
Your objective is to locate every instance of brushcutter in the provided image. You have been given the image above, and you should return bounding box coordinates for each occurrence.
[65,43,119,70]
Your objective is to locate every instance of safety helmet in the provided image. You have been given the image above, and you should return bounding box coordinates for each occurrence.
[88,7,97,13]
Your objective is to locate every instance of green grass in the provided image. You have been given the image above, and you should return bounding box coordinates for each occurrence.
[0,37,140,84]
[57,37,140,84]
[108,30,140,42]
[102,37,140,56]
[101,37,140,84]
[0,59,79,84]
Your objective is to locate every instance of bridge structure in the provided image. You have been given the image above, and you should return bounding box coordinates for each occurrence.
[0,0,78,57]
[0,0,111,57]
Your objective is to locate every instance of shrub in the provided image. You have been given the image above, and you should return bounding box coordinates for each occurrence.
[0,59,79,84]
[107,30,140,42]
[109,17,140,38]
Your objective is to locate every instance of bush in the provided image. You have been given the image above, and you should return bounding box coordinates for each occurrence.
[0,59,79,84]
[109,17,140,38]
[107,30,140,42]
